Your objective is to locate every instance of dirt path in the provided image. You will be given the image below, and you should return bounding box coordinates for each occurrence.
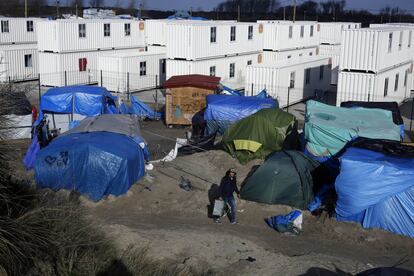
[86,151,414,275]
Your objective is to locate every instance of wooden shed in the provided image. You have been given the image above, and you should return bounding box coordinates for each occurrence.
[164,74,220,126]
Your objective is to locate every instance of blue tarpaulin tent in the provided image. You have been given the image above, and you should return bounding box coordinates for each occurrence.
[221,85,243,96]
[129,96,161,120]
[335,146,414,238]
[38,86,116,121]
[166,10,206,20]
[204,94,278,135]
[34,115,148,201]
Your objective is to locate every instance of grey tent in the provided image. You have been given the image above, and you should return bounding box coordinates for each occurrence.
[63,114,142,138]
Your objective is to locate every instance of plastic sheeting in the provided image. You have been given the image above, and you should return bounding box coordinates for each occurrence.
[35,131,146,201]
[221,85,243,96]
[39,86,116,117]
[129,96,161,120]
[305,100,400,159]
[204,94,277,135]
[335,147,414,237]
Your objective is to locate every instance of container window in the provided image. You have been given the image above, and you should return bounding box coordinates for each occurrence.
[78,58,87,72]
[1,20,9,33]
[319,65,324,80]
[229,63,235,78]
[78,23,86,38]
[409,31,412,48]
[248,25,253,40]
[27,20,34,32]
[289,26,293,38]
[305,68,311,84]
[384,78,389,97]
[404,69,408,87]
[310,25,314,37]
[104,23,110,37]
[125,23,131,36]
[388,33,393,53]
[230,26,236,41]
[309,52,313,56]
[247,60,252,65]
[287,55,292,59]
[399,31,403,50]
[140,61,146,76]
[290,71,295,88]
[210,27,217,43]
[394,73,399,91]
[210,66,216,77]
[300,25,304,38]
[24,54,32,68]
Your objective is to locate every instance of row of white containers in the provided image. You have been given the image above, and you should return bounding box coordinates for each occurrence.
[37,19,146,53]
[167,52,262,88]
[337,61,413,105]
[39,48,145,87]
[262,47,318,63]
[340,27,414,72]
[97,46,166,93]
[166,21,263,60]
[0,44,38,82]
[318,22,361,45]
[318,44,341,85]
[245,56,332,108]
[259,21,320,51]
[0,17,44,44]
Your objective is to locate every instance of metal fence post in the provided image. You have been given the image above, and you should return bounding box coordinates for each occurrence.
[88,69,91,84]
[127,72,130,100]
[100,70,103,87]
[155,75,159,112]
[286,87,290,112]
[251,83,253,96]
[64,71,67,86]
[367,93,370,102]
[38,73,41,104]
[410,97,414,136]
[8,76,11,93]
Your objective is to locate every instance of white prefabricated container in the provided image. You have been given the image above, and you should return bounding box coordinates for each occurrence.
[166,21,262,60]
[37,19,146,53]
[39,48,143,87]
[166,52,262,88]
[0,44,38,82]
[145,19,167,46]
[262,47,318,63]
[337,61,413,106]
[0,17,44,45]
[319,44,341,85]
[258,20,319,51]
[318,22,361,45]
[98,47,166,93]
[340,27,414,72]
[245,56,332,108]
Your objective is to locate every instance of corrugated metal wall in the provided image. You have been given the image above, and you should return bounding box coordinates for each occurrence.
[0,44,38,82]
[0,18,44,45]
[319,22,361,45]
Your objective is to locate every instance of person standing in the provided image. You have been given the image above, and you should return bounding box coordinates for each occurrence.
[218,168,240,224]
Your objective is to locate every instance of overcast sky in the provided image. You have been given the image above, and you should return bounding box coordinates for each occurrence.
[133,0,414,13]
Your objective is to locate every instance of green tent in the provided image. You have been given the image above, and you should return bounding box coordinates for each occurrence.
[241,151,319,209]
[222,108,297,164]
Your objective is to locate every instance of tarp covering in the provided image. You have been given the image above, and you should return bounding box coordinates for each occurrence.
[255,89,268,99]
[241,151,319,209]
[222,108,297,164]
[204,94,278,135]
[305,100,400,159]
[221,85,243,96]
[39,86,116,117]
[335,144,414,238]
[340,101,404,139]
[129,96,161,120]
[35,131,146,201]
[166,11,207,20]
[63,114,142,138]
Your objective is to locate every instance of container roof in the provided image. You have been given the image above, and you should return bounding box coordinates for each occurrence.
[164,74,220,90]
[254,56,330,69]
[257,20,317,25]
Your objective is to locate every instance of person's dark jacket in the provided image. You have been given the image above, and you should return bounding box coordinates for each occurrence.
[219,174,240,198]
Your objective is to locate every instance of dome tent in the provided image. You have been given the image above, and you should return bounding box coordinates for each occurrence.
[222,108,297,164]
[34,115,148,201]
[241,151,319,209]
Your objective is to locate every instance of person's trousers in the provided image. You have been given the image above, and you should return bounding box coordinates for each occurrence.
[223,196,237,223]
